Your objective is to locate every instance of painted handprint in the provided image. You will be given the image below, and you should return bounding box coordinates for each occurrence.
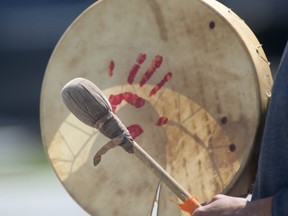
[107,53,173,139]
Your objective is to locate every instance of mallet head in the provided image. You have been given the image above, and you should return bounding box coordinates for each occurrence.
[61,77,132,150]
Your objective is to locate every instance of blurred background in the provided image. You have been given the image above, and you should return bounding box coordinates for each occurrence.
[0,0,287,215]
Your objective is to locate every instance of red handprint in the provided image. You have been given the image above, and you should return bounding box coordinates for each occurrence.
[107,53,173,139]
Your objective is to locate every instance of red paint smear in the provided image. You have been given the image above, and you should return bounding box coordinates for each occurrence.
[109,94,122,105]
[123,92,145,108]
[139,55,163,87]
[155,116,168,126]
[127,64,140,84]
[108,60,115,77]
[109,92,145,112]
[127,124,144,139]
[151,55,163,68]
[136,53,147,64]
[149,72,173,96]
[127,53,147,84]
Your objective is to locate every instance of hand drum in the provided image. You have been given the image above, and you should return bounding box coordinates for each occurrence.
[40,0,273,215]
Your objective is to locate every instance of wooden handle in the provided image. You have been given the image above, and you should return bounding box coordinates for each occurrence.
[132,140,201,214]
[131,140,191,202]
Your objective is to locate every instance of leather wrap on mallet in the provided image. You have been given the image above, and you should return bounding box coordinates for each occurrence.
[61,77,200,213]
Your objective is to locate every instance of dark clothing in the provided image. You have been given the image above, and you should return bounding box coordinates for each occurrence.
[252,41,288,216]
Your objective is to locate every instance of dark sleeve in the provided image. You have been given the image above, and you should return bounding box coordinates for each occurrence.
[272,189,288,216]
[252,40,288,216]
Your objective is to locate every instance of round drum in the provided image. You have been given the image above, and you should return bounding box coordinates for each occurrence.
[40,0,272,215]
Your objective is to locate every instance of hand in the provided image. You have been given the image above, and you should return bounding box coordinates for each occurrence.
[191,194,249,216]
[192,194,272,216]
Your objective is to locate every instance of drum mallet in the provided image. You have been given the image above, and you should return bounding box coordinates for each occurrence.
[61,77,201,214]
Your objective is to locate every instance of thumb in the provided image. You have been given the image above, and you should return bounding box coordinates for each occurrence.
[204,194,225,205]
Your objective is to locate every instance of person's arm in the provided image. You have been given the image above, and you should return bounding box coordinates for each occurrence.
[271,189,288,216]
[191,194,272,216]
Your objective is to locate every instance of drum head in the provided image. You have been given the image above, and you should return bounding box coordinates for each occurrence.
[40,0,272,215]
